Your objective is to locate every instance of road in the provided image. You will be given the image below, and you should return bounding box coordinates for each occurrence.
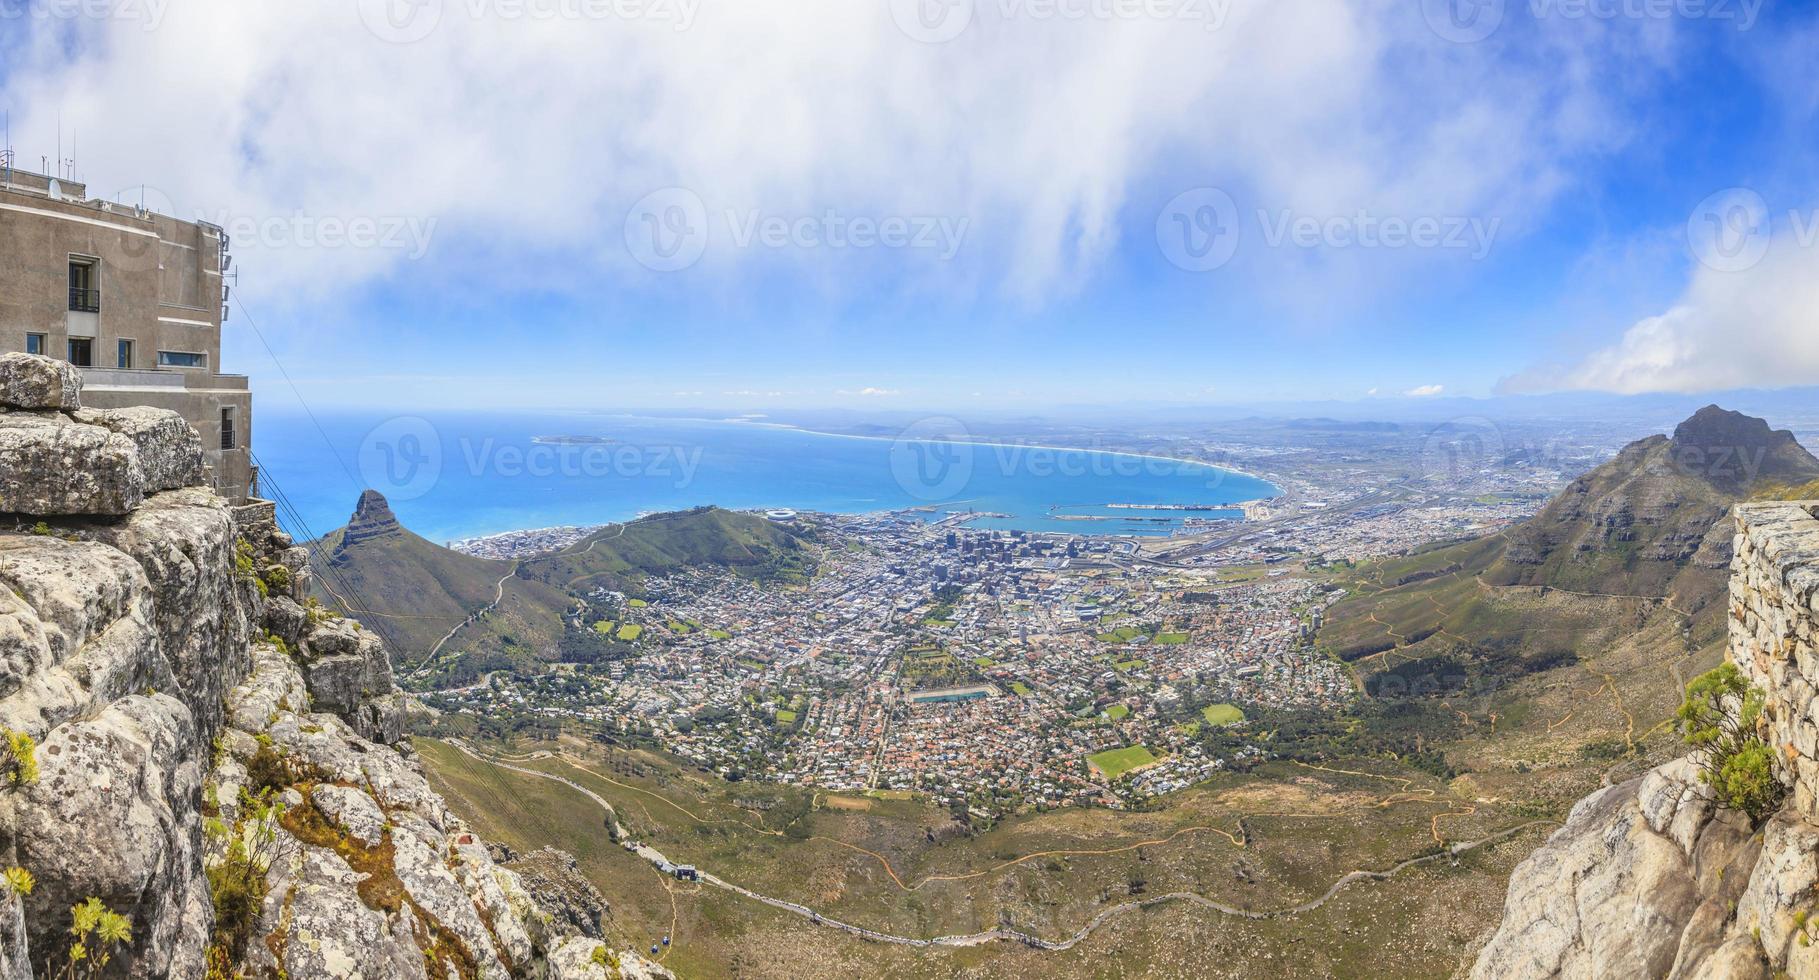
[447,741,1549,952]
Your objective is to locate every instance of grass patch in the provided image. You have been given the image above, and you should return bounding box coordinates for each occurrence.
[1087,745,1155,778]
[1010,681,1032,696]
[1202,704,1245,726]
[592,620,616,634]
[1155,632,1190,645]
[1094,626,1147,644]
[775,710,798,725]
[616,623,644,641]
[1105,704,1130,721]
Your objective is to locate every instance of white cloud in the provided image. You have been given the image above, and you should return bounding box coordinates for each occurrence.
[1514,241,1819,394]
[835,387,900,397]
[1405,384,1445,397]
[0,0,1672,309]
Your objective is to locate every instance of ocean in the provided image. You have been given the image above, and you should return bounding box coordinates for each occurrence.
[251,410,1278,544]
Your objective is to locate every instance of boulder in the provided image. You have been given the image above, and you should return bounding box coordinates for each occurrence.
[72,407,205,492]
[0,414,142,515]
[0,354,80,411]
[0,533,165,733]
[249,846,428,980]
[308,783,387,849]
[79,488,251,743]
[1470,758,1758,980]
[13,695,209,979]
[507,847,613,938]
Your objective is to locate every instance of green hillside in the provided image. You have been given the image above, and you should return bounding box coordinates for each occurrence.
[310,498,815,688]
[308,489,513,655]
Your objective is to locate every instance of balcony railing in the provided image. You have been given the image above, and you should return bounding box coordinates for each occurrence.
[68,287,100,313]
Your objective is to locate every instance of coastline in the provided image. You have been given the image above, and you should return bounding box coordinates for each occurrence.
[582,411,1284,491]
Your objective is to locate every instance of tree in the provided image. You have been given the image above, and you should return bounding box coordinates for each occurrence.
[1677,662,1783,823]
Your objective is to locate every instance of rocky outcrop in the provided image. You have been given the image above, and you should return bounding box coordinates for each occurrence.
[332,488,405,553]
[501,846,613,939]
[0,356,667,978]
[1473,501,1819,979]
[0,355,79,412]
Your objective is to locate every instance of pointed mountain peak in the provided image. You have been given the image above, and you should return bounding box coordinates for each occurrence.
[339,489,403,547]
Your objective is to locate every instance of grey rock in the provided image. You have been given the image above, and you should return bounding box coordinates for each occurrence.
[13,695,208,979]
[309,783,387,849]
[0,353,80,411]
[71,407,205,492]
[0,413,142,515]
[507,846,613,939]
[79,488,251,743]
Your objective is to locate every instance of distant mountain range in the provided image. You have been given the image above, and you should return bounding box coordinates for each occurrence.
[308,494,815,686]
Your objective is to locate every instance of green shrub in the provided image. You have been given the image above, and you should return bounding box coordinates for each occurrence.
[1678,663,1784,822]
[205,790,290,967]
[244,745,291,796]
[28,522,51,536]
[53,897,132,978]
[264,564,292,594]
[2,867,32,897]
[1,729,37,787]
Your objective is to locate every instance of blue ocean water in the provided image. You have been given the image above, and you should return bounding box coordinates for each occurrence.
[251,410,1278,544]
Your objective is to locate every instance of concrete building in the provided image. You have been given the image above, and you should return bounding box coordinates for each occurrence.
[0,165,255,501]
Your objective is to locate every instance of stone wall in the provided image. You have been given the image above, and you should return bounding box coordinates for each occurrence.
[1730,500,1819,820]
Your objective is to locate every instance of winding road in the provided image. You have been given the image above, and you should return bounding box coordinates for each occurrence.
[444,741,1550,952]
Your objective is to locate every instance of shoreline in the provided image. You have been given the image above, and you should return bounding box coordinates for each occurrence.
[403,414,1283,545]
[582,411,1283,489]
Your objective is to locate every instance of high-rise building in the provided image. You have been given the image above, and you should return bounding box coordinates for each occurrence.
[0,166,255,500]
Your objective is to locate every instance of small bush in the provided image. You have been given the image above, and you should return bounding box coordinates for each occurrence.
[244,745,291,796]
[28,522,51,536]
[264,564,292,594]
[1,729,37,787]
[52,897,132,978]
[2,867,32,897]
[1678,663,1784,823]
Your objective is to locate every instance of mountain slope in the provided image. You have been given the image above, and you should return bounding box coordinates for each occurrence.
[309,489,514,654]
[310,498,815,685]
[1317,406,1818,790]
[1484,405,1819,596]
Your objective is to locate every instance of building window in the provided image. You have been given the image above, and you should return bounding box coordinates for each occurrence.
[157,350,206,368]
[67,258,99,313]
[117,339,134,369]
[220,408,236,451]
[67,338,93,367]
[25,334,45,356]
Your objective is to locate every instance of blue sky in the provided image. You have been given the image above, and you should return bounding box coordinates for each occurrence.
[3,0,1818,411]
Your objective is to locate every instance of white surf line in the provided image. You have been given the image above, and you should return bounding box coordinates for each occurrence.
[443,740,1551,951]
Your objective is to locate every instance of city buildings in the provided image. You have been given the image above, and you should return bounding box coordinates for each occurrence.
[0,164,255,501]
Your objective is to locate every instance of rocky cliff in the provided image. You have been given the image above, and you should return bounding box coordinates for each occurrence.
[0,354,666,978]
[1472,500,1819,979]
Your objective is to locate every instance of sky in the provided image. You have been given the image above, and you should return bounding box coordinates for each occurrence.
[2,0,1818,413]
